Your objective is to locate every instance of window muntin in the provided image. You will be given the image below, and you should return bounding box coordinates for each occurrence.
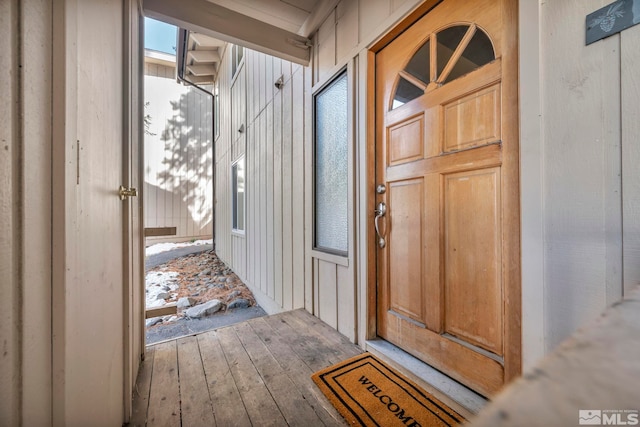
[443,29,494,84]
[232,157,245,232]
[435,26,468,78]
[314,71,349,255]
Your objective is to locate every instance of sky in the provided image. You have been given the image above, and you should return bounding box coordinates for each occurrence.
[144,17,177,55]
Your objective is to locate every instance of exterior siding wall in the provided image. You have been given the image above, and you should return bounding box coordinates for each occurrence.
[144,64,213,244]
[621,22,640,296]
[216,44,308,314]
[537,0,639,351]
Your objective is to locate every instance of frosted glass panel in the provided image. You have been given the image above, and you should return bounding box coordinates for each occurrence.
[232,157,245,231]
[315,72,348,254]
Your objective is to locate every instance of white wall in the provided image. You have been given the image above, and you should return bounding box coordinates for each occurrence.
[520,0,640,370]
[1,0,53,425]
[144,64,213,244]
[536,0,639,352]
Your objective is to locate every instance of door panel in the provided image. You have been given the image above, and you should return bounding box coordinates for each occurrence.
[443,84,501,152]
[388,115,424,165]
[387,178,425,325]
[444,168,502,355]
[375,0,519,397]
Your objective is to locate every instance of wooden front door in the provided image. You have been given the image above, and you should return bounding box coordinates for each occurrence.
[375,0,520,397]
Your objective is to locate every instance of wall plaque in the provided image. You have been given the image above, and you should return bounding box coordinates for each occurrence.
[586,0,640,45]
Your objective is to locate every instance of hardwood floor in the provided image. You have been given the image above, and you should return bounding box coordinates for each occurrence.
[130,309,362,426]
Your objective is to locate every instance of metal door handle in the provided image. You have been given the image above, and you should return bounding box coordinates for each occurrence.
[119,185,138,200]
[374,202,386,248]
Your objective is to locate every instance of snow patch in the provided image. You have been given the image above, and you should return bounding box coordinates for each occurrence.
[145,271,179,308]
[145,239,213,256]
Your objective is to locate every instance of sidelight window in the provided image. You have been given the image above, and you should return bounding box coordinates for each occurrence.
[314,71,349,255]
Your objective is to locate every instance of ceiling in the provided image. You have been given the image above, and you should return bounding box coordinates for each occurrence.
[207,0,319,34]
[145,0,341,87]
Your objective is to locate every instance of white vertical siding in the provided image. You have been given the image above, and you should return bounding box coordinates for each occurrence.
[144,64,213,244]
[215,42,310,313]
[540,0,626,351]
[519,0,640,364]
[621,24,640,295]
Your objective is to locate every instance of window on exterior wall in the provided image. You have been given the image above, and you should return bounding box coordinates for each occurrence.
[314,71,348,255]
[232,157,245,232]
[213,82,220,140]
[231,44,244,78]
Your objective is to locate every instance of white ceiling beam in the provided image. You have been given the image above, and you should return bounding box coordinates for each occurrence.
[187,64,217,76]
[297,0,340,38]
[144,0,311,65]
[189,33,226,47]
[281,0,317,13]
[211,0,308,33]
[188,50,220,63]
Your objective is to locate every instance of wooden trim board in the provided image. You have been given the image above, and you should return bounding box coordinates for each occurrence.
[145,304,177,319]
[144,227,177,237]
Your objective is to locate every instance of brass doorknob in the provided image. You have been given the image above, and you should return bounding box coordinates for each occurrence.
[119,185,138,200]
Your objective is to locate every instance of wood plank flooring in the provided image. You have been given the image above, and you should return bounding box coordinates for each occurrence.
[130,309,362,426]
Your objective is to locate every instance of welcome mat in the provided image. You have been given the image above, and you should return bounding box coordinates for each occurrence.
[312,353,464,427]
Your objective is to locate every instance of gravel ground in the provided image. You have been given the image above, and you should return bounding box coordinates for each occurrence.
[145,249,265,343]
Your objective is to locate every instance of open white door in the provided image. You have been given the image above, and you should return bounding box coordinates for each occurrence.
[51,0,144,424]
[122,0,146,421]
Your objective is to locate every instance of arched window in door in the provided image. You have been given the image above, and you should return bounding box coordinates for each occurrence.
[391,24,495,109]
